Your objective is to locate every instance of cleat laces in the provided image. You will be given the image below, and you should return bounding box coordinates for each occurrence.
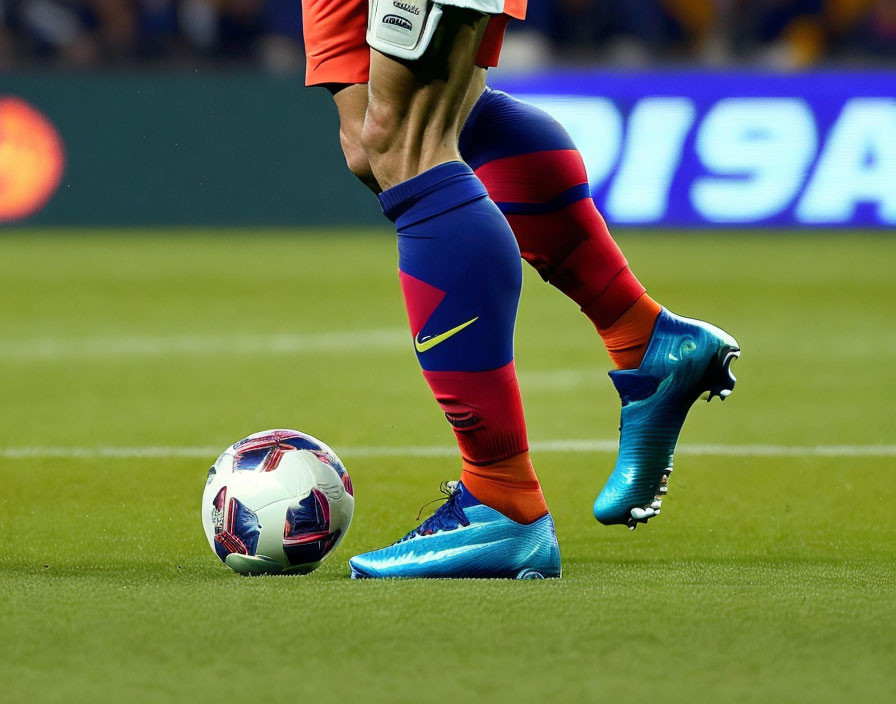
[400,481,470,542]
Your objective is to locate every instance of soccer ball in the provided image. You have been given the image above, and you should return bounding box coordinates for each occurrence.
[201,429,354,576]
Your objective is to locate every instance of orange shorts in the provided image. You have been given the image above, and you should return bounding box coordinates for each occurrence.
[302,0,527,86]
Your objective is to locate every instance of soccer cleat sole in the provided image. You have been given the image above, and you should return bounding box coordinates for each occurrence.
[350,566,561,580]
[625,470,669,530]
[516,567,561,580]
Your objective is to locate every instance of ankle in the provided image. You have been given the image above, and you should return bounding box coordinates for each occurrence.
[599,294,663,370]
[461,452,549,524]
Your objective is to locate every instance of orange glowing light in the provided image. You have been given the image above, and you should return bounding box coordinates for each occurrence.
[0,97,66,222]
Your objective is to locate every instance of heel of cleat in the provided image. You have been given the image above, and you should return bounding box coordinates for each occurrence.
[706,345,740,402]
[516,566,560,580]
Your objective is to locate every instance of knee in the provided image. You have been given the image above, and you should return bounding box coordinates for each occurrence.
[361,93,457,187]
[360,99,402,163]
[339,125,375,185]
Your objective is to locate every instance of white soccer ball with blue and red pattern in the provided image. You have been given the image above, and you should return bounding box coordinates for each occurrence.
[201,429,354,575]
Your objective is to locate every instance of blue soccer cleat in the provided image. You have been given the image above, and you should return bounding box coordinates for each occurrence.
[593,309,740,529]
[349,481,561,579]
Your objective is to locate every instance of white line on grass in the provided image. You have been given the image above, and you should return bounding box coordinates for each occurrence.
[0,328,409,359]
[2,440,894,460]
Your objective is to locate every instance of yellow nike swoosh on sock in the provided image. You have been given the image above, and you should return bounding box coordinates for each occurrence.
[414,317,479,353]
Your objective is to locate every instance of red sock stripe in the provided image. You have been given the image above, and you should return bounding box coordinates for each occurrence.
[475,142,647,332]
[422,361,529,466]
[506,200,645,329]
[505,199,623,280]
[581,266,647,330]
[474,149,589,204]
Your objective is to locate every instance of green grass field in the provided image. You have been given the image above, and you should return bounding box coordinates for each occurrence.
[1,230,893,703]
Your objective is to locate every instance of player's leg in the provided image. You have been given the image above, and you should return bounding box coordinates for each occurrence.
[328,72,658,372]
[328,60,484,195]
[304,0,657,370]
[302,1,557,573]
[459,87,740,529]
[328,79,739,531]
[348,6,559,579]
[304,0,737,533]
[458,86,661,369]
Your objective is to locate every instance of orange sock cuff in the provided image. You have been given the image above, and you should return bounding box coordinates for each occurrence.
[460,451,548,525]
[598,294,662,370]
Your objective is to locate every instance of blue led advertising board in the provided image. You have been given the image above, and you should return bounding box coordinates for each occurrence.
[492,71,896,228]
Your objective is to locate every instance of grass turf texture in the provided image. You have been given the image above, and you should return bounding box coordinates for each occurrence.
[1,230,893,703]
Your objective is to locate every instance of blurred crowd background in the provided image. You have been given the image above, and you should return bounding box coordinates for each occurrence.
[0,0,894,72]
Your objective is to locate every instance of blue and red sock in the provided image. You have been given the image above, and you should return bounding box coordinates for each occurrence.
[376,90,660,517]
[379,161,548,524]
[460,88,660,369]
